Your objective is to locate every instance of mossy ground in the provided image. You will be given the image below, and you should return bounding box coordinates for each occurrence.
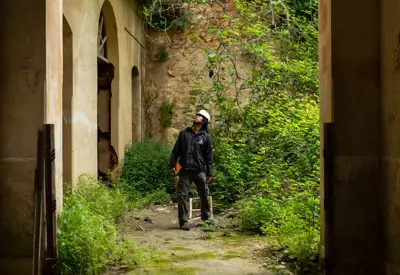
[111,204,271,275]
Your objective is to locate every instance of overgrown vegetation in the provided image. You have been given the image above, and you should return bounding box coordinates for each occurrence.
[120,140,174,200]
[143,0,320,273]
[155,45,169,63]
[59,0,321,273]
[58,174,175,274]
[58,140,177,274]
[160,98,174,128]
[58,177,130,274]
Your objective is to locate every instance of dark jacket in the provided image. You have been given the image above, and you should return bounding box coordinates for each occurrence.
[170,127,213,176]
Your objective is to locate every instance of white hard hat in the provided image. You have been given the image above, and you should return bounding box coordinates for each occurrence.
[197,110,210,121]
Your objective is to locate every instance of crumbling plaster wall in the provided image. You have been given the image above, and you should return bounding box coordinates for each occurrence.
[144,1,251,146]
[0,0,144,273]
[63,0,144,184]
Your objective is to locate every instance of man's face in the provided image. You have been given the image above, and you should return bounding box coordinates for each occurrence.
[194,114,204,124]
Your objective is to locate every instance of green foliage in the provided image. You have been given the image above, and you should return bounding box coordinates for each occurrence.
[211,93,319,203]
[156,45,169,63]
[58,202,117,274]
[215,95,320,272]
[213,96,320,274]
[143,0,320,272]
[58,177,132,274]
[58,177,181,274]
[120,140,174,200]
[143,189,172,205]
[69,176,127,222]
[262,203,320,273]
[161,98,174,128]
[143,1,187,31]
[191,0,319,273]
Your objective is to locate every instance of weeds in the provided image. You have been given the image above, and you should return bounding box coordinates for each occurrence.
[160,98,174,128]
[58,177,131,274]
[120,140,174,199]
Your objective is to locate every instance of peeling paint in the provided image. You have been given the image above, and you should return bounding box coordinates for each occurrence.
[72,110,98,133]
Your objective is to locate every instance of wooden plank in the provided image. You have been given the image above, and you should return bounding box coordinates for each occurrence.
[209,196,213,218]
[98,36,107,54]
[189,196,214,220]
[32,128,45,275]
[323,123,334,273]
[98,16,104,46]
[44,124,58,275]
[97,53,109,64]
[189,198,193,219]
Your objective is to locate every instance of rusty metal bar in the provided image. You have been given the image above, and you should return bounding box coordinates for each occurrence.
[124,27,146,50]
[33,128,45,275]
[323,122,335,274]
[43,124,58,274]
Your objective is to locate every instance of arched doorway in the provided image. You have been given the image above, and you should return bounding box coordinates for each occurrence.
[63,16,73,185]
[132,66,140,142]
[97,1,119,180]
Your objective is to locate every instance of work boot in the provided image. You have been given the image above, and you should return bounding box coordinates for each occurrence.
[180,223,190,231]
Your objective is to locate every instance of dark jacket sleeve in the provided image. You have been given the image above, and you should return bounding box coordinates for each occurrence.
[205,135,213,177]
[170,131,182,169]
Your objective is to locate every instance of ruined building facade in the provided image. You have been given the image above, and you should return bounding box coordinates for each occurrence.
[0,0,144,273]
[4,0,400,274]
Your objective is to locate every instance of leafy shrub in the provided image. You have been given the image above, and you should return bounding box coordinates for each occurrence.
[262,202,320,273]
[58,177,130,274]
[235,196,279,233]
[218,95,320,273]
[211,94,319,205]
[125,188,172,209]
[58,202,118,274]
[70,176,127,222]
[120,140,173,196]
[58,177,174,274]
[143,189,172,206]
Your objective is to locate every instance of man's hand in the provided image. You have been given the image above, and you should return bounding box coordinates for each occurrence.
[171,168,176,174]
[207,176,213,183]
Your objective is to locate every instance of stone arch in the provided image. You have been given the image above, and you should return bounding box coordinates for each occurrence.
[97,0,119,179]
[63,15,73,185]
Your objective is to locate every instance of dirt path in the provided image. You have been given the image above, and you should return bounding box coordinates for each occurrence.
[116,204,275,275]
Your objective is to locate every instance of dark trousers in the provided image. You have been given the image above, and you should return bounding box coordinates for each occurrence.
[177,170,210,226]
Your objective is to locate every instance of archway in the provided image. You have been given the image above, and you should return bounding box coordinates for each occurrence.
[62,16,73,184]
[132,66,140,142]
[97,1,119,180]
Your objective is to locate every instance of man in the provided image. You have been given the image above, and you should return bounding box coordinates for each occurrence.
[170,110,214,231]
